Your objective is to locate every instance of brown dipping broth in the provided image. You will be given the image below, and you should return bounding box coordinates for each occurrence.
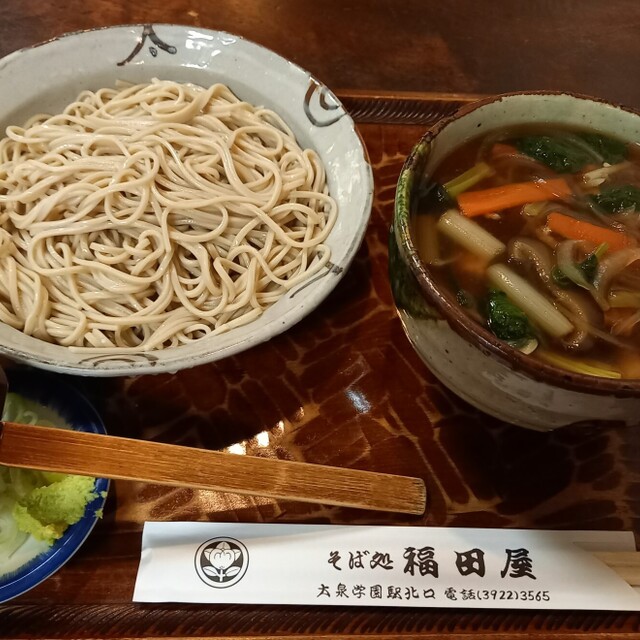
[413,125,640,379]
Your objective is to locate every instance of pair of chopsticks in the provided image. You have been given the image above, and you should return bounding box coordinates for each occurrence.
[4,422,640,587]
[594,552,640,587]
[0,421,426,515]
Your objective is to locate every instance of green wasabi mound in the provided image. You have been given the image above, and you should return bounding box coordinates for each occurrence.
[0,393,101,554]
[12,475,98,545]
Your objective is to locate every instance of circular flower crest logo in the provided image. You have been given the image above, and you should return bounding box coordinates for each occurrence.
[194,537,249,588]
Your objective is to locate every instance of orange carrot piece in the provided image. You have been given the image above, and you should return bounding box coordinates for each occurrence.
[457,178,571,217]
[617,350,640,378]
[546,211,633,252]
[452,252,489,291]
[491,143,518,158]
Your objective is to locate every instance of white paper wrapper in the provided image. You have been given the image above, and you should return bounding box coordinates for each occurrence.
[133,523,640,609]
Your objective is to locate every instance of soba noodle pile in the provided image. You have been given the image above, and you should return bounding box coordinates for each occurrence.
[0,80,336,352]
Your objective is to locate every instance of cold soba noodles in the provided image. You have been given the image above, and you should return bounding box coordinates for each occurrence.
[413,126,640,379]
[0,80,336,352]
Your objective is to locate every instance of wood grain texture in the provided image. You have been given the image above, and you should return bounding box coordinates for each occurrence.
[0,422,426,514]
[0,116,638,637]
[3,0,640,105]
[1,1,640,635]
[2,603,640,638]
[338,91,483,125]
[594,552,640,587]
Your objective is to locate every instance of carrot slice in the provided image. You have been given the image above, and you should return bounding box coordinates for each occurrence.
[617,350,640,378]
[457,178,571,217]
[546,211,633,252]
[491,143,518,158]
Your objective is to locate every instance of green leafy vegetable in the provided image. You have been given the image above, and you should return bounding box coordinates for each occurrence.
[578,250,600,282]
[551,266,571,288]
[515,136,593,173]
[484,289,533,343]
[552,243,608,288]
[515,133,627,173]
[591,185,640,213]
[416,181,454,212]
[456,289,474,308]
[448,272,474,309]
[578,133,627,165]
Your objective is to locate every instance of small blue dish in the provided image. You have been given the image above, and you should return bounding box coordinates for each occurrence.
[0,368,109,603]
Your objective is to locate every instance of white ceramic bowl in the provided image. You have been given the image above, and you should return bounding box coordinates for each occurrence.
[391,92,640,431]
[0,25,373,376]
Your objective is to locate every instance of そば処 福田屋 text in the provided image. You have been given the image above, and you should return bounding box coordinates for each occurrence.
[327,547,537,579]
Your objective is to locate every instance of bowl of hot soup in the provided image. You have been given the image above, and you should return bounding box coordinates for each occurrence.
[391,92,640,430]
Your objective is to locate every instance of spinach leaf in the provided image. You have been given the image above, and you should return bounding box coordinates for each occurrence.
[456,289,474,308]
[578,133,627,165]
[515,133,628,173]
[515,136,592,173]
[591,185,640,213]
[485,290,533,342]
[551,243,607,288]
[415,180,454,213]
[551,266,571,288]
[579,252,599,282]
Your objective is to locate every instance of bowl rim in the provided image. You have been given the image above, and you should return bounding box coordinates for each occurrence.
[0,23,374,376]
[395,89,640,397]
[0,368,109,603]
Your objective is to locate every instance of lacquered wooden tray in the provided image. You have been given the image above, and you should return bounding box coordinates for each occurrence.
[3,91,640,639]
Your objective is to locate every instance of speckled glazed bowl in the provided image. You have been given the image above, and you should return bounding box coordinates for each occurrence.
[391,92,640,431]
[0,25,373,376]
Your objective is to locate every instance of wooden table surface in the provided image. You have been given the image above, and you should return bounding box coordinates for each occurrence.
[3,1,640,638]
[4,0,640,106]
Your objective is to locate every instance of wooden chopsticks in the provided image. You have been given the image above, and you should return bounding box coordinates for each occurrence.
[594,552,640,587]
[0,422,427,515]
[5,421,640,584]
